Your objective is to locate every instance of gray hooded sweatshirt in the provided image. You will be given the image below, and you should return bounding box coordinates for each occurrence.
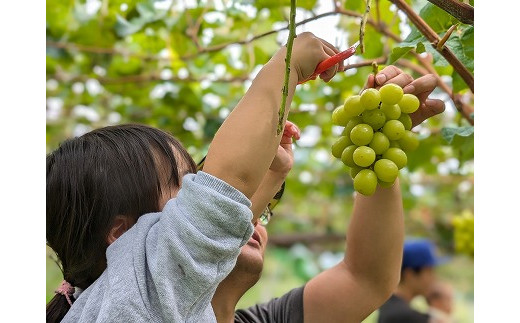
[62,171,254,323]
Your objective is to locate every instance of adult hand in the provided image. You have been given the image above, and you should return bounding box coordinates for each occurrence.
[288,32,344,83]
[365,65,446,128]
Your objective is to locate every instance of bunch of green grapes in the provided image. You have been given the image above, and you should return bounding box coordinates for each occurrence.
[453,210,474,257]
[331,83,420,196]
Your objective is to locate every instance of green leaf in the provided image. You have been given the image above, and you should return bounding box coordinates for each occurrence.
[423,42,449,66]
[446,26,474,72]
[387,46,414,64]
[136,2,156,21]
[441,126,474,144]
[418,2,460,32]
[390,29,427,63]
[452,70,467,93]
[402,26,424,45]
[362,25,384,59]
[394,2,462,67]
[254,0,317,10]
[343,0,364,11]
[443,126,474,163]
[115,14,144,37]
[416,42,426,54]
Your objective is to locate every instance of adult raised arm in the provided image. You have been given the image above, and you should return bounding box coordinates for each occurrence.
[303,67,444,323]
[202,32,341,222]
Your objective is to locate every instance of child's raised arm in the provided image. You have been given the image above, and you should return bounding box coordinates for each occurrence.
[202,32,342,200]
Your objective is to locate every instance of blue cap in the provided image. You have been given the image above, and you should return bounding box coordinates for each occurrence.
[402,239,448,269]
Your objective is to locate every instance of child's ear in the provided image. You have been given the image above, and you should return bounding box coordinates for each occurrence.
[107,215,133,245]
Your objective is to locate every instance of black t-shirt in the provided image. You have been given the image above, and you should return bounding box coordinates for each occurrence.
[377,295,429,323]
[234,286,305,323]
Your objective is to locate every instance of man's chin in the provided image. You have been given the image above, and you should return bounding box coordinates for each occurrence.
[236,245,264,275]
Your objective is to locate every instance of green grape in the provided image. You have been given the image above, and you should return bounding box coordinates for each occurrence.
[360,88,381,110]
[331,105,350,126]
[398,130,419,152]
[399,93,420,113]
[343,95,365,117]
[378,179,394,188]
[354,169,378,196]
[382,120,405,140]
[389,140,401,148]
[379,83,403,105]
[350,165,364,179]
[331,136,352,159]
[342,116,363,136]
[453,211,474,257]
[362,109,386,130]
[341,145,357,167]
[350,124,374,146]
[398,113,413,131]
[382,147,407,169]
[353,146,376,167]
[369,132,390,155]
[380,103,401,120]
[374,159,399,183]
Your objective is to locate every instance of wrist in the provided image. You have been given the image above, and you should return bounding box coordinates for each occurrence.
[266,168,290,182]
[270,47,300,83]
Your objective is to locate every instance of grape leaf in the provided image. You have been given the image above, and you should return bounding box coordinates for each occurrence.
[254,0,318,10]
[441,126,474,144]
[441,126,474,162]
[114,2,167,37]
[115,15,146,37]
[447,26,474,72]
[362,25,384,59]
[389,2,461,65]
[343,0,364,11]
[452,70,467,93]
[415,42,425,54]
[388,46,415,64]
[419,2,460,32]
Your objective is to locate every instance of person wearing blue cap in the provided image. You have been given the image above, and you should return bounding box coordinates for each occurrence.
[377,239,447,323]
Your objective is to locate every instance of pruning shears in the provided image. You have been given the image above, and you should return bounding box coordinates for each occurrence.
[298,41,360,84]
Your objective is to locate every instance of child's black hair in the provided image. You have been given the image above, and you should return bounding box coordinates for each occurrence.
[46,124,196,322]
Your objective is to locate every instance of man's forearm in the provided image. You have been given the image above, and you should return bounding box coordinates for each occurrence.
[249,171,286,222]
[344,179,404,294]
[203,50,298,199]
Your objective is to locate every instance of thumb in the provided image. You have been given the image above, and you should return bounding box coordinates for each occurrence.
[410,98,446,128]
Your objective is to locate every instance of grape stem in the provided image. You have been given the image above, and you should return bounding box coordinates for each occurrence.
[371,61,379,87]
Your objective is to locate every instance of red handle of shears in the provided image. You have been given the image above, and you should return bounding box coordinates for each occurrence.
[298,41,360,84]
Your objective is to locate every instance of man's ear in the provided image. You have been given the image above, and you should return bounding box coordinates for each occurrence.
[107,215,133,245]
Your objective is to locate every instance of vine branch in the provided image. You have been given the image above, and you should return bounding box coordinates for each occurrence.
[359,0,372,53]
[49,71,249,85]
[389,0,474,93]
[426,0,474,25]
[278,0,297,135]
[46,2,473,123]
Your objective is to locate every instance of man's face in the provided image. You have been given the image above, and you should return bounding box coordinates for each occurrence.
[414,266,435,296]
[234,222,269,275]
[430,283,454,314]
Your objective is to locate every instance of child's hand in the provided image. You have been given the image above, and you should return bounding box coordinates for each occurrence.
[365,65,445,128]
[286,32,343,83]
[269,120,300,176]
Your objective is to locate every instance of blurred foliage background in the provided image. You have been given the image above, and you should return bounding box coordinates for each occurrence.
[46,0,474,321]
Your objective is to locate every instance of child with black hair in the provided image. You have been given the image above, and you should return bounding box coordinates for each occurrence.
[46,32,342,323]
